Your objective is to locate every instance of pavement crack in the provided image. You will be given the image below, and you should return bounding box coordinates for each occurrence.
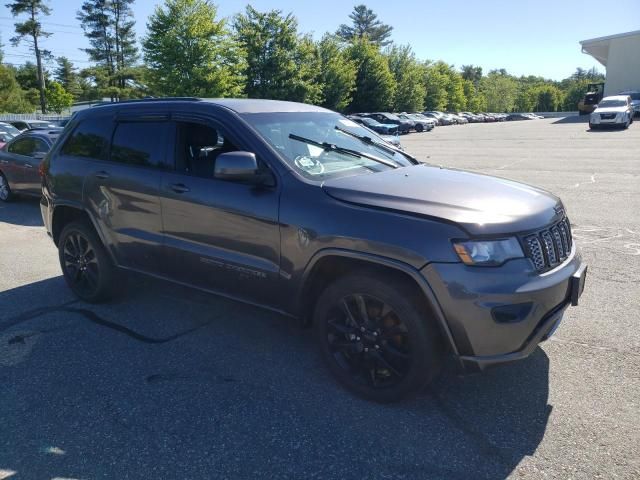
[1,300,214,345]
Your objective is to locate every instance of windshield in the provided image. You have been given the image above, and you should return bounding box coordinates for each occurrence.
[598,99,626,108]
[241,111,414,180]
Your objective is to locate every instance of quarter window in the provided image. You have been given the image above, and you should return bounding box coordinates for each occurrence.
[110,121,169,168]
[61,118,112,160]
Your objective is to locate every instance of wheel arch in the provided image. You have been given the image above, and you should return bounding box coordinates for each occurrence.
[51,204,113,259]
[296,249,459,356]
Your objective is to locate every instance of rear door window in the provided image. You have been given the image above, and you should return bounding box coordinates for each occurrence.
[8,137,37,156]
[61,118,113,160]
[110,121,169,169]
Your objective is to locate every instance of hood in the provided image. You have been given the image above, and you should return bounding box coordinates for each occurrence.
[322,164,562,236]
[593,106,627,114]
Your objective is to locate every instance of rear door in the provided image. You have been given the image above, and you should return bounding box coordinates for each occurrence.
[1,136,43,192]
[62,116,168,274]
[159,117,281,304]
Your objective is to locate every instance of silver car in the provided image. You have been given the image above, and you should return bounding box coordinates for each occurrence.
[589,95,634,129]
[0,129,61,201]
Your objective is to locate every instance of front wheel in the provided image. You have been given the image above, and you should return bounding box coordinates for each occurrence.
[58,221,117,303]
[415,124,424,132]
[313,273,443,402]
[0,172,13,202]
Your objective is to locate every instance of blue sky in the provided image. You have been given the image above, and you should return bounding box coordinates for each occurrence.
[1,0,638,80]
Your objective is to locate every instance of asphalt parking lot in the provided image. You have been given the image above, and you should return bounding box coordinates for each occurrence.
[1,116,638,480]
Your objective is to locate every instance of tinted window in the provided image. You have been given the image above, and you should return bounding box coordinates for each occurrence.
[61,118,112,159]
[174,121,238,178]
[7,137,46,156]
[110,121,169,168]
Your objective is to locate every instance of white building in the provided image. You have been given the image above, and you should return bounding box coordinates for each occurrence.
[580,30,640,96]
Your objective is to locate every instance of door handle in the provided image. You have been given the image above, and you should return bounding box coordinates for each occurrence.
[170,183,190,194]
[95,171,110,179]
[0,160,8,164]
[24,163,34,168]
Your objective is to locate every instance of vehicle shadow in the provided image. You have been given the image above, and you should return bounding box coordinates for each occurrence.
[0,196,43,227]
[552,115,589,124]
[0,274,551,479]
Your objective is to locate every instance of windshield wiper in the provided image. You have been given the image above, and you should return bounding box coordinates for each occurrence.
[334,125,419,163]
[288,133,398,169]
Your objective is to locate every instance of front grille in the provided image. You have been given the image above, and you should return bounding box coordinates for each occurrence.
[523,218,573,273]
[600,113,616,120]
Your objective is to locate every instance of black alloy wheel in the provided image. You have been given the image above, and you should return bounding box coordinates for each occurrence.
[58,221,116,302]
[327,294,411,389]
[314,274,442,402]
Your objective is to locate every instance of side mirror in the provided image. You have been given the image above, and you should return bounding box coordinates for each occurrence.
[214,151,260,182]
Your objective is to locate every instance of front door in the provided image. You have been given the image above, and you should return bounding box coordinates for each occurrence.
[159,119,281,305]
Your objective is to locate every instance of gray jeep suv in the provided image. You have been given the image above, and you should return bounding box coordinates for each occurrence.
[41,98,587,402]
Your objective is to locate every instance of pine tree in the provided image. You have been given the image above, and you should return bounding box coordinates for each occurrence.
[6,0,52,113]
[346,38,395,112]
[54,57,82,99]
[336,5,393,47]
[77,0,138,99]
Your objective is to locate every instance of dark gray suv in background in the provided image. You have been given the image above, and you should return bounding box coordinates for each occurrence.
[41,98,587,402]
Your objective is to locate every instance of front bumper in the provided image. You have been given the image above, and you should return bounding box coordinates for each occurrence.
[590,113,625,125]
[422,246,585,371]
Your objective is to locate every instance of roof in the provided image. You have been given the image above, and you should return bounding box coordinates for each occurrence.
[580,30,640,67]
[90,97,330,114]
[601,95,630,101]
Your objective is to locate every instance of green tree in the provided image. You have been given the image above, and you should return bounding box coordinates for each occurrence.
[336,4,393,47]
[0,63,36,112]
[77,0,139,99]
[423,61,449,111]
[143,0,245,98]
[531,84,563,112]
[463,79,486,112]
[13,61,48,90]
[386,44,424,112]
[6,0,52,113]
[234,6,321,103]
[481,71,518,112]
[54,57,82,99]
[45,80,73,113]
[461,65,482,87]
[346,37,395,112]
[316,35,356,111]
[444,67,465,111]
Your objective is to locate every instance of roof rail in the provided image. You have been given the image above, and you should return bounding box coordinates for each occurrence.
[91,97,201,107]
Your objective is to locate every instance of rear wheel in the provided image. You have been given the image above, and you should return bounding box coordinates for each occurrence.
[415,124,424,132]
[313,273,442,402]
[58,221,116,303]
[0,172,13,202]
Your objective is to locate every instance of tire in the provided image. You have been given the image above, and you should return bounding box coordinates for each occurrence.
[624,116,630,129]
[313,273,443,403]
[58,220,117,303]
[415,124,424,132]
[589,123,596,130]
[0,172,13,202]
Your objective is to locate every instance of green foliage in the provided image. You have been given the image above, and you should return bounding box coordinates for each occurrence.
[461,65,482,87]
[234,5,321,104]
[77,0,139,98]
[0,63,37,112]
[12,62,48,90]
[143,0,245,98]
[530,84,563,112]
[463,79,486,112]
[6,0,52,112]
[423,61,448,111]
[481,71,518,112]
[45,81,74,113]
[316,35,356,112]
[336,4,393,47]
[386,44,424,112]
[54,57,82,99]
[346,37,395,112]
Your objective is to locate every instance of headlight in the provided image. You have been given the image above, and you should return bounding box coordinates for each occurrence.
[453,238,524,266]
